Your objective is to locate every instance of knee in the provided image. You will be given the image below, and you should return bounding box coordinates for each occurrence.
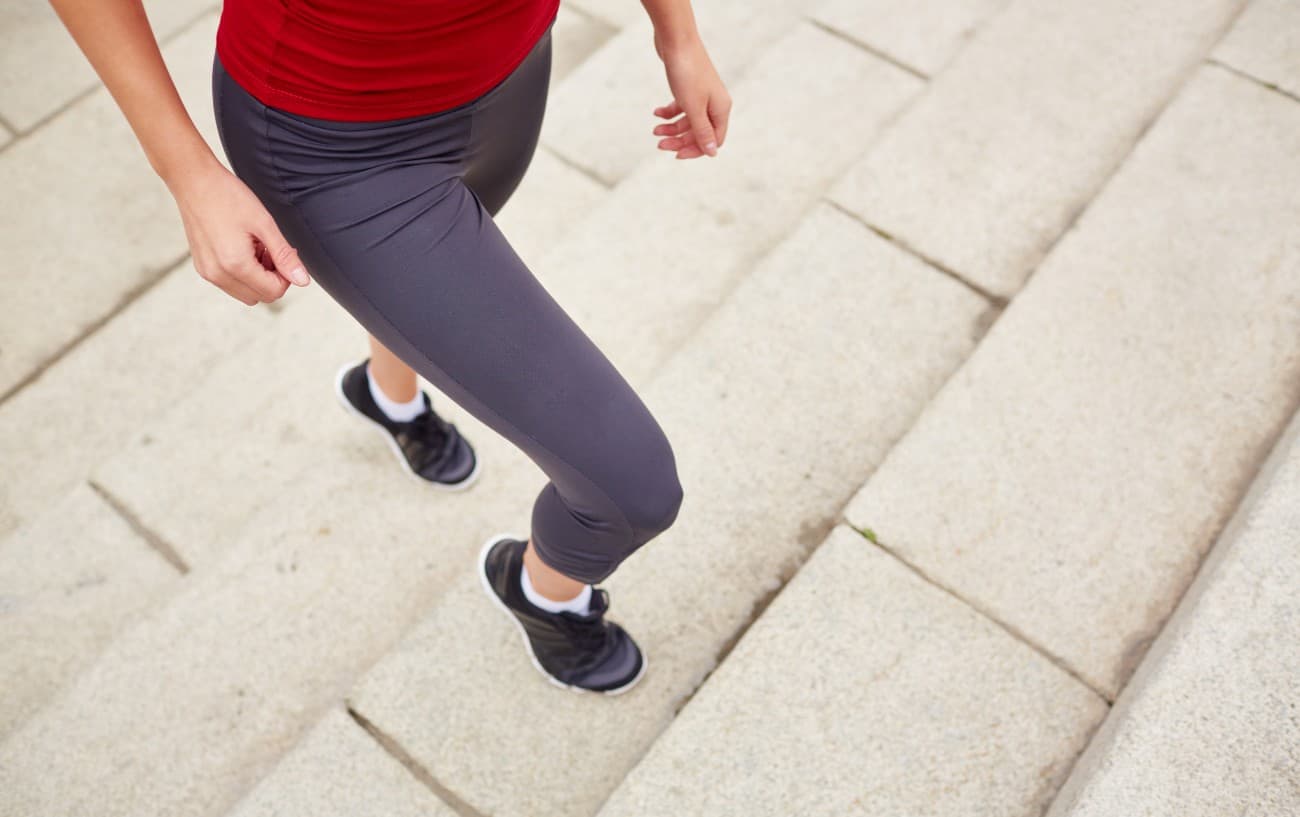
[611,426,684,539]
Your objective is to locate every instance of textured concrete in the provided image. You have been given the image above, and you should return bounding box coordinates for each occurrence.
[349,202,991,817]
[493,149,607,262]
[845,65,1300,699]
[542,0,803,184]
[539,22,921,384]
[0,0,215,131]
[1213,0,1300,99]
[226,709,457,817]
[1047,413,1300,816]
[549,1,619,85]
[0,11,223,398]
[95,21,920,565]
[829,0,1244,297]
[811,0,1010,75]
[563,0,644,29]
[0,258,273,539]
[598,526,1108,817]
[0,482,178,739]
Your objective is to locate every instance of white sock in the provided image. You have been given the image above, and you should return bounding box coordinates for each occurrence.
[521,561,592,615]
[366,362,426,422]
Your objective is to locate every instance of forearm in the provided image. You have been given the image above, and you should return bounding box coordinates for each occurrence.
[640,0,701,55]
[47,0,218,192]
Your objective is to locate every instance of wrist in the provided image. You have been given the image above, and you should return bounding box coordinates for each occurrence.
[151,133,222,196]
[653,25,701,60]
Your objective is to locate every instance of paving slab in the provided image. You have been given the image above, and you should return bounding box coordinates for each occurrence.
[1047,412,1300,817]
[0,397,535,817]
[542,0,803,185]
[539,22,921,385]
[563,0,644,29]
[0,482,178,740]
[0,257,273,539]
[0,0,215,132]
[0,11,223,400]
[349,202,991,817]
[225,708,457,817]
[829,0,1244,297]
[549,1,619,85]
[1213,0,1300,99]
[597,526,1108,817]
[811,0,1010,76]
[95,21,921,565]
[845,65,1300,700]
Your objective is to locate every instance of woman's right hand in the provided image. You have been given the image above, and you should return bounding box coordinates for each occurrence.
[171,158,311,306]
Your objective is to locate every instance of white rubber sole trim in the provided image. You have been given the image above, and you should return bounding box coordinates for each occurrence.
[476,532,648,696]
[334,362,482,492]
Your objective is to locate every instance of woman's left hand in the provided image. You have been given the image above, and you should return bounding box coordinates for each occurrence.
[652,32,732,159]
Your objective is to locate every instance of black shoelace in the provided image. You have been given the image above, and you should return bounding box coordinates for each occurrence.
[401,410,455,471]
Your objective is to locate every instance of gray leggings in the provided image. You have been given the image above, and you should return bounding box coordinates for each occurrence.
[210,22,683,584]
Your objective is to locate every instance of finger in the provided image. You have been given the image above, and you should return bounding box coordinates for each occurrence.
[256,218,310,286]
[683,100,718,157]
[676,142,705,160]
[653,115,691,137]
[654,100,682,119]
[207,269,262,306]
[711,96,732,147]
[657,133,695,152]
[228,253,290,302]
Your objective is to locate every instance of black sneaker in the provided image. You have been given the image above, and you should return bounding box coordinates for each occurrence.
[477,533,647,695]
[334,359,479,490]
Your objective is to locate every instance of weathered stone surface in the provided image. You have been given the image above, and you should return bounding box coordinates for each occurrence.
[539,22,921,385]
[811,0,1010,75]
[1213,0,1300,99]
[829,0,1244,297]
[563,0,644,29]
[0,11,224,398]
[549,2,619,85]
[845,65,1300,699]
[597,526,1107,817]
[0,0,215,131]
[542,0,804,184]
[493,149,607,262]
[95,21,920,565]
[1047,411,1300,816]
[349,202,991,817]
[0,482,178,739]
[0,257,272,539]
[226,709,457,817]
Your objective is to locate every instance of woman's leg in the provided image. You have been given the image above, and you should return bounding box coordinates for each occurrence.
[211,29,682,589]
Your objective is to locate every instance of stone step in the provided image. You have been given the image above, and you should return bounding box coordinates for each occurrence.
[1212,0,1300,99]
[0,10,223,400]
[547,3,621,88]
[223,709,457,817]
[843,64,1300,700]
[93,20,921,568]
[0,257,274,539]
[1045,408,1300,817]
[0,0,214,132]
[828,0,1245,297]
[0,23,927,817]
[346,201,992,817]
[811,0,1010,76]
[0,482,180,739]
[596,525,1108,817]
[541,0,803,185]
[563,0,644,30]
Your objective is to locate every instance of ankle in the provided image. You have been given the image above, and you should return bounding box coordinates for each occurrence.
[520,560,592,615]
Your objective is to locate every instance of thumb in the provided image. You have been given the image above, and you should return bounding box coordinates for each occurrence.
[259,219,310,287]
[688,101,718,157]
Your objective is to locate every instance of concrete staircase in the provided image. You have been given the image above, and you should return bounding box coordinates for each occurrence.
[2,0,1297,815]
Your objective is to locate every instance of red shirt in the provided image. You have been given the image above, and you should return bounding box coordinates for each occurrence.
[216,0,560,121]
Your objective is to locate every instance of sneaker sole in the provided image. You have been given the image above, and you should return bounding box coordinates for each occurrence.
[334,362,482,492]
[476,532,648,696]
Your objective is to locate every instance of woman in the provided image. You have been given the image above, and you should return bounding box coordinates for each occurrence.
[49,0,731,695]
